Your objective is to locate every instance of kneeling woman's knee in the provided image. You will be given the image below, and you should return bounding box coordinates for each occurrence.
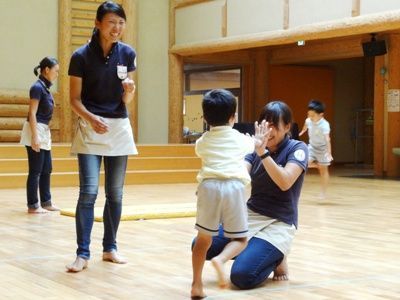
[230,267,258,290]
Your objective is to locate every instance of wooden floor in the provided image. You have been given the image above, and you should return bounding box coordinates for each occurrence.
[1,168,399,299]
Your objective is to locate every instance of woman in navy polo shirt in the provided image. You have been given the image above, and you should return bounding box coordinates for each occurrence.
[66,1,137,272]
[20,57,60,214]
[203,101,309,289]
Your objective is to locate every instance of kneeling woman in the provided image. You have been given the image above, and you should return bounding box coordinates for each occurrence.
[203,101,309,289]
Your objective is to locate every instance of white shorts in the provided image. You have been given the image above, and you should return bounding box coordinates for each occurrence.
[195,179,248,238]
[308,144,331,166]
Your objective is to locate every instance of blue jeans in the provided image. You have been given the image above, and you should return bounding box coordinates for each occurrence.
[196,226,284,289]
[25,146,52,209]
[75,154,127,259]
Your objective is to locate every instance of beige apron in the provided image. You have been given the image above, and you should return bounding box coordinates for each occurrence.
[20,121,52,150]
[71,117,138,156]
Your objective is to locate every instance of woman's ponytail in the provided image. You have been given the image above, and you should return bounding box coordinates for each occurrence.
[34,57,58,77]
[33,65,40,76]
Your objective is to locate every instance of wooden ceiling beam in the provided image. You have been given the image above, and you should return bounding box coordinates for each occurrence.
[269,36,365,64]
[170,10,400,56]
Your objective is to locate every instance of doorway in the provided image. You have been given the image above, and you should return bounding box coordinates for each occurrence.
[183,65,242,142]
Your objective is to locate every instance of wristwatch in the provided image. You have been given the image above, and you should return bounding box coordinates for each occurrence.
[258,150,270,160]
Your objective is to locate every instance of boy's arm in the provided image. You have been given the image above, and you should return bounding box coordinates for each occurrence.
[325,133,333,161]
[299,122,308,136]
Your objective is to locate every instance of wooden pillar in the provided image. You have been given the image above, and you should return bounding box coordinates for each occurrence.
[169,0,184,143]
[168,54,184,143]
[58,0,72,142]
[373,55,385,176]
[122,0,138,140]
[363,57,374,165]
[283,0,289,29]
[386,34,400,177]
[253,49,269,120]
[352,0,360,17]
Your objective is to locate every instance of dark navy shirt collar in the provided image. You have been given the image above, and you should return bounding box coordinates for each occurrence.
[38,75,52,90]
[89,31,118,59]
[268,135,290,155]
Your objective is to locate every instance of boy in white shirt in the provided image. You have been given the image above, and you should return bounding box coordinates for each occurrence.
[191,89,268,299]
[299,100,333,199]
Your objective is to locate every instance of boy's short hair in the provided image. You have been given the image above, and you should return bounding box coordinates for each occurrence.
[202,89,237,126]
[308,100,325,113]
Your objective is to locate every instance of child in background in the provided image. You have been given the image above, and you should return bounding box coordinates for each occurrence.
[191,89,269,299]
[299,99,333,199]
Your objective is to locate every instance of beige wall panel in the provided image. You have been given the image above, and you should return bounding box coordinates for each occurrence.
[227,0,284,36]
[175,0,225,44]
[360,0,400,15]
[0,0,58,91]
[289,0,352,28]
[137,0,169,143]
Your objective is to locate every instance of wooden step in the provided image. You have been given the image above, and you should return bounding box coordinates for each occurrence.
[0,104,29,117]
[0,143,197,158]
[0,156,201,173]
[0,90,29,104]
[0,117,25,130]
[0,169,198,189]
[0,130,21,142]
[0,143,200,188]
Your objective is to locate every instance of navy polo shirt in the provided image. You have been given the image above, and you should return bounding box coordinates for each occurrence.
[245,137,308,228]
[29,76,54,125]
[68,33,136,118]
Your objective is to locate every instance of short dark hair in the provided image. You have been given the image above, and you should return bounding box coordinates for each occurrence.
[308,99,325,113]
[33,57,58,76]
[96,1,126,21]
[258,100,293,128]
[202,89,237,126]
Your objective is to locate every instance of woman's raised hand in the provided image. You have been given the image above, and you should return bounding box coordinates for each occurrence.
[253,120,271,154]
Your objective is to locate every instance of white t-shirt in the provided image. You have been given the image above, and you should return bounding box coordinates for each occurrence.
[305,117,330,148]
[195,126,255,185]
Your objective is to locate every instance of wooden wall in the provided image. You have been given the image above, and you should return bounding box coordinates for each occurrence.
[168,0,400,176]
[0,0,137,143]
[267,65,334,132]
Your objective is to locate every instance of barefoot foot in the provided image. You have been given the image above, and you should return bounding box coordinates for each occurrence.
[43,205,60,211]
[66,257,88,273]
[211,257,229,288]
[28,207,48,214]
[273,256,289,281]
[191,283,206,299]
[102,250,127,264]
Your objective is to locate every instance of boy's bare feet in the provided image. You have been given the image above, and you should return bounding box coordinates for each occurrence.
[43,205,60,211]
[66,257,88,273]
[211,257,229,288]
[102,250,127,264]
[27,207,48,214]
[191,283,207,299]
[273,256,289,281]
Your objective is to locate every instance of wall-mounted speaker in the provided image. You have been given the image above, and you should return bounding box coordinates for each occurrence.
[362,39,387,57]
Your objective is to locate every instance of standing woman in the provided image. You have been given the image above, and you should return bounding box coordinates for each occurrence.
[20,57,60,214]
[66,1,137,272]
